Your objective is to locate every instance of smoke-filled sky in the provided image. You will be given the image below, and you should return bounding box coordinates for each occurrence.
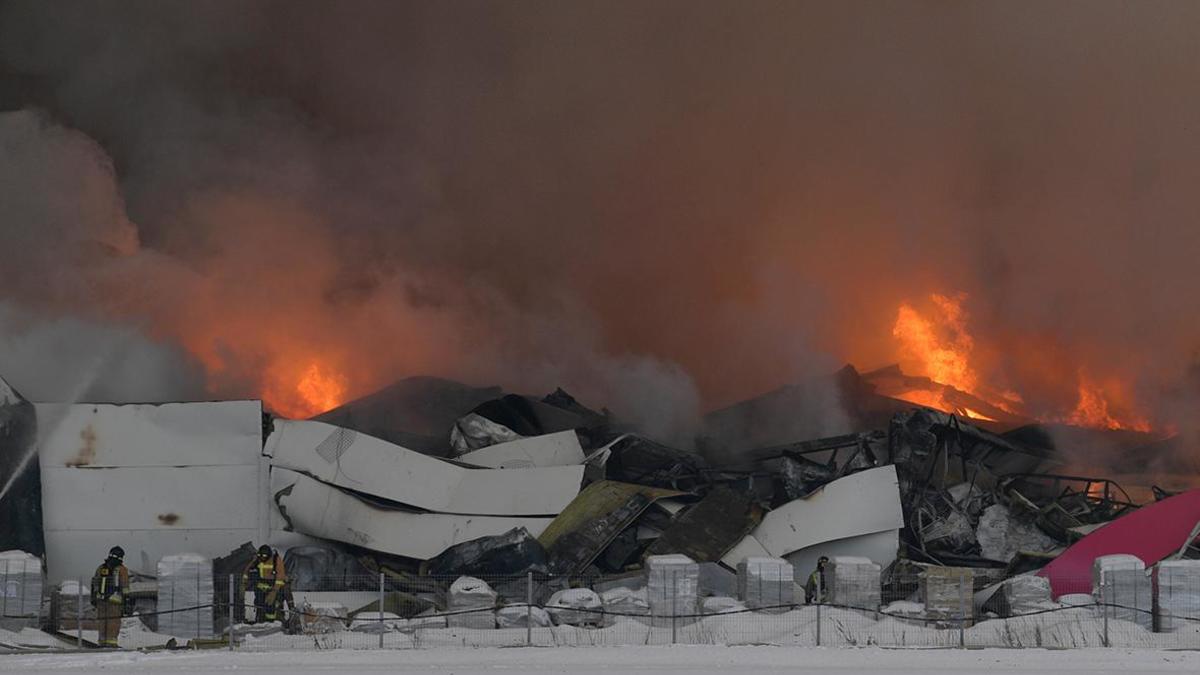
[0,1,1198,438]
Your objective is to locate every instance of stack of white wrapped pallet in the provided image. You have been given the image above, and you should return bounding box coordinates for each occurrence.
[1093,554,1151,631]
[827,556,881,612]
[920,566,974,622]
[998,574,1053,615]
[157,554,214,639]
[645,555,699,626]
[446,576,496,630]
[737,557,794,611]
[0,551,43,626]
[1154,559,1200,632]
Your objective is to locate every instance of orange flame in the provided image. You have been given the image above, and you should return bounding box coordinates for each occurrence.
[264,361,347,419]
[1064,375,1152,432]
[898,387,997,422]
[888,293,1153,432]
[890,293,1000,418]
[892,293,979,395]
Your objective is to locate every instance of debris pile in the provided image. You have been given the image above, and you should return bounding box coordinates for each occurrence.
[5,363,1200,644]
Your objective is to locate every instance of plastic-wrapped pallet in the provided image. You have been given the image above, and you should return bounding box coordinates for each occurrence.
[736,557,794,610]
[1154,560,1200,632]
[0,551,43,622]
[157,554,214,639]
[546,588,603,626]
[920,566,973,621]
[646,555,699,626]
[1093,554,1151,631]
[998,574,1053,615]
[446,576,496,630]
[827,556,881,612]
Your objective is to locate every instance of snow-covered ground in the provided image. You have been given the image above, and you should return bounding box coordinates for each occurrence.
[2,646,1200,675]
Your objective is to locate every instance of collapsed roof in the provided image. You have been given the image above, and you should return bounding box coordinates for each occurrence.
[7,367,1197,607]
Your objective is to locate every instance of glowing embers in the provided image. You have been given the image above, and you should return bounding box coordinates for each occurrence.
[891,387,996,422]
[862,364,1021,426]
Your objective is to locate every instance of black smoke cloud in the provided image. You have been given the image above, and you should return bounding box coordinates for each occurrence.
[0,1,1198,442]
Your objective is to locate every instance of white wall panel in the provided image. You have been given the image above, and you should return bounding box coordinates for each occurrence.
[266,420,582,516]
[457,431,585,469]
[273,468,552,560]
[36,401,266,583]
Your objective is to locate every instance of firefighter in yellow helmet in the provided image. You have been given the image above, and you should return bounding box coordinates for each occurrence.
[90,546,129,647]
[242,545,287,623]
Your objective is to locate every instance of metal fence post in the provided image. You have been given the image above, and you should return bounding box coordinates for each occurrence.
[815,571,822,647]
[379,572,386,649]
[76,580,83,648]
[526,572,533,647]
[671,569,677,644]
[757,567,763,611]
[1102,578,1110,648]
[228,574,235,651]
[958,571,967,649]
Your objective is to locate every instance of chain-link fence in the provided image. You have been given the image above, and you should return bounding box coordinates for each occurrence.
[6,567,1200,652]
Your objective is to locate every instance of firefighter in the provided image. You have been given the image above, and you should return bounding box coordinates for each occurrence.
[242,545,287,623]
[805,556,829,604]
[90,546,129,647]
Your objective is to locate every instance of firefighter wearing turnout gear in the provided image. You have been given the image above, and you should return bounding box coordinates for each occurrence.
[805,556,829,604]
[90,546,129,647]
[242,545,287,623]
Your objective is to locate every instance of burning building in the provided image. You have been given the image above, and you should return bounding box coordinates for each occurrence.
[2,0,1200,648]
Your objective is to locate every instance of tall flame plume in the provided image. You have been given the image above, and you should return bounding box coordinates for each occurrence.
[888,293,1153,431]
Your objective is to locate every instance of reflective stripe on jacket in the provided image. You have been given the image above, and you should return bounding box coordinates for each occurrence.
[244,554,287,589]
[93,563,128,601]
